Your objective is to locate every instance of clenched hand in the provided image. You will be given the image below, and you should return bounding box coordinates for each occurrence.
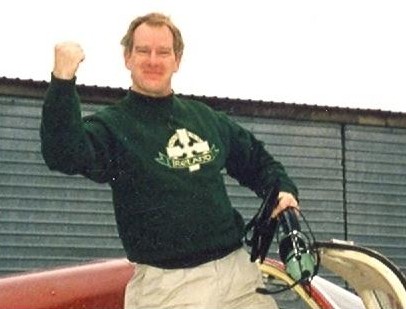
[53,42,85,80]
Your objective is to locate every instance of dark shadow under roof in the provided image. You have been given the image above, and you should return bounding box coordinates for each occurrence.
[1,76,405,128]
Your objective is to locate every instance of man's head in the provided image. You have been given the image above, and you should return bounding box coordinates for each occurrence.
[121,13,184,59]
[121,13,184,97]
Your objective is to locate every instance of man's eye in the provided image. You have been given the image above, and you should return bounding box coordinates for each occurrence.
[157,50,171,56]
[135,48,150,54]
[134,47,172,57]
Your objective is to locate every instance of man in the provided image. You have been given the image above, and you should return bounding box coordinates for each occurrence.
[41,12,299,309]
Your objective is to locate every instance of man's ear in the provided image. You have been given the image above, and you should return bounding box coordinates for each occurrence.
[174,53,182,72]
[124,50,131,69]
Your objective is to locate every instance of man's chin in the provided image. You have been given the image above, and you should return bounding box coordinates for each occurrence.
[149,81,171,92]
[133,79,171,96]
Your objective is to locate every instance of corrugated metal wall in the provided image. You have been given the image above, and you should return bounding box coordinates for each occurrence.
[0,96,124,275]
[345,125,406,272]
[228,116,344,246]
[1,95,405,284]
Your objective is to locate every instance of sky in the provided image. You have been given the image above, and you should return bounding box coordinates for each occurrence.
[2,0,405,112]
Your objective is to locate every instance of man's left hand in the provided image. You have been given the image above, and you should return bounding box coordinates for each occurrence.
[271,192,299,218]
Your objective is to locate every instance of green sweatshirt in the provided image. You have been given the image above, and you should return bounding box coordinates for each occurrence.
[40,75,298,268]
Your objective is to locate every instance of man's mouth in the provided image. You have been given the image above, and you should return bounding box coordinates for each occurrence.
[144,71,163,80]
[144,70,162,76]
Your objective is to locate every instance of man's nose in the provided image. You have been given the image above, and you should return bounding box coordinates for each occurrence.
[148,50,158,63]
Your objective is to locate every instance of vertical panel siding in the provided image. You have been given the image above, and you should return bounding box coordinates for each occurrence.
[345,125,406,274]
[228,116,344,242]
[0,96,344,278]
[1,94,404,295]
[228,116,345,296]
[0,95,344,281]
[0,96,124,275]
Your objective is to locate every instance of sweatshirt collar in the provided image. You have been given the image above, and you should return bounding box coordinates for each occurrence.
[121,89,174,119]
[127,89,174,105]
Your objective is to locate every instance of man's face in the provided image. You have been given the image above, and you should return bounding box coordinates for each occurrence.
[125,23,181,97]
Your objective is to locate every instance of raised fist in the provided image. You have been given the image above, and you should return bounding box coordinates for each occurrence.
[53,42,85,80]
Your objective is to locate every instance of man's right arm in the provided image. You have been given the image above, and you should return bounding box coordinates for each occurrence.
[40,43,114,183]
[41,74,86,173]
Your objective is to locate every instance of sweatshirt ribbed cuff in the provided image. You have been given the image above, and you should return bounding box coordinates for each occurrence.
[50,73,77,92]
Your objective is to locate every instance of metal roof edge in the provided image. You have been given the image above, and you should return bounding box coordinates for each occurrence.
[184,94,406,128]
[1,76,405,128]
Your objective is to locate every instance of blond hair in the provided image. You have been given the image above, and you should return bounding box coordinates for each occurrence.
[121,12,184,58]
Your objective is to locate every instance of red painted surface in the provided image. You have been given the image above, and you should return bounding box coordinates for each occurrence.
[303,283,335,309]
[0,257,333,309]
[0,259,135,309]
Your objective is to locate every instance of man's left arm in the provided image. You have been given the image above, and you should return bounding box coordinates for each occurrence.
[221,114,299,217]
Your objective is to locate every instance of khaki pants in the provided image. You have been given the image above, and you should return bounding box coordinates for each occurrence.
[124,248,279,309]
